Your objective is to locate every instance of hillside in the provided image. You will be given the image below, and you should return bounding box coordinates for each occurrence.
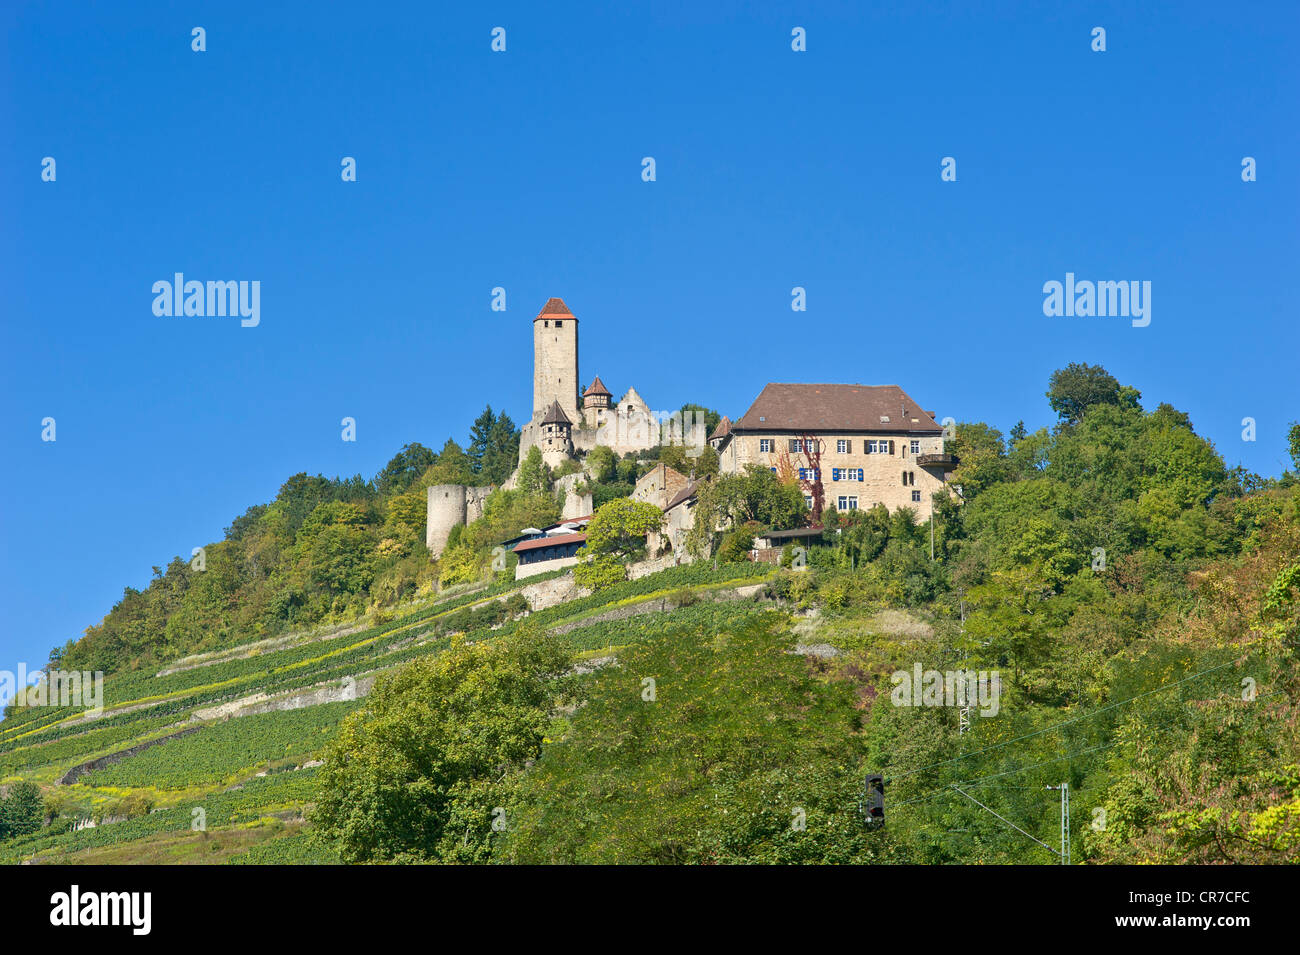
[2,367,1299,864]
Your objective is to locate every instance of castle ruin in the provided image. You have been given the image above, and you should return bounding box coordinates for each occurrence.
[426,297,670,558]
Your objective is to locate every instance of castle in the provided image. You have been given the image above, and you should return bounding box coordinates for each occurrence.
[426,297,958,560]
[426,297,673,557]
[514,297,666,470]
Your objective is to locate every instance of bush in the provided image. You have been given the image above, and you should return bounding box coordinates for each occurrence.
[717,522,762,564]
[574,555,628,591]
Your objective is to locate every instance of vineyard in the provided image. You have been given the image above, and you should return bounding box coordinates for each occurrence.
[81,701,361,789]
[0,560,778,864]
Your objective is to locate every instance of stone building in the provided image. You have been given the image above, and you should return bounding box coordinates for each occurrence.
[426,299,956,562]
[509,516,593,580]
[717,383,956,518]
[656,480,699,558]
[631,462,689,510]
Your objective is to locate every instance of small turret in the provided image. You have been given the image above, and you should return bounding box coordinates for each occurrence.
[583,375,612,410]
[538,399,574,467]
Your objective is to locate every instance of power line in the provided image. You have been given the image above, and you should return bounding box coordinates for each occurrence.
[889,658,1237,781]
[890,686,1279,812]
[891,740,1111,809]
[951,785,1059,859]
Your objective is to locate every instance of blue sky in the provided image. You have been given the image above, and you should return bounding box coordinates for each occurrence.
[1,0,1297,682]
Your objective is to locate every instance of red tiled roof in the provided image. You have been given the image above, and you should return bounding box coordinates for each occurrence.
[512,532,587,554]
[537,297,573,317]
[583,375,611,397]
[733,384,942,434]
[708,416,732,441]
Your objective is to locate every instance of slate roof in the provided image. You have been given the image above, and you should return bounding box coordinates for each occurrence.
[540,400,572,426]
[664,480,699,512]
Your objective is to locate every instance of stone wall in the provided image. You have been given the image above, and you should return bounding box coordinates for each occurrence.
[554,471,593,520]
[192,675,377,722]
[520,572,590,610]
[632,462,688,510]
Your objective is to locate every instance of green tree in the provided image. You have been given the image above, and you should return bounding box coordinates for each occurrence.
[581,498,664,564]
[484,411,520,486]
[504,616,897,864]
[312,627,572,863]
[516,446,550,494]
[421,439,476,486]
[678,402,723,439]
[1046,362,1122,424]
[659,443,720,479]
[375,443,436,494]
[949,423,1009,499]
[585,445,617,483]
[0,781,44,840]
[687,466,806,556]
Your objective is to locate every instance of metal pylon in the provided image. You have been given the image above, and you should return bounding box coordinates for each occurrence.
[1046,783,1070,864]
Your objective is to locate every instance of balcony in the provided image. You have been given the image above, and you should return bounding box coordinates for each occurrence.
[917,452,958,468]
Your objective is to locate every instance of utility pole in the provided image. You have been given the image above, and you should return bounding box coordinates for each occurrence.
[1046,783,1070,865]
[957,595,970,734]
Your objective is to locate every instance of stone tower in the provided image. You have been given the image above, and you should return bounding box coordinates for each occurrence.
[425,483,492,557]
[533,298,579,424]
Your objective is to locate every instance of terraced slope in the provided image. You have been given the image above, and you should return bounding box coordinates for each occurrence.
[0,561,773,864]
